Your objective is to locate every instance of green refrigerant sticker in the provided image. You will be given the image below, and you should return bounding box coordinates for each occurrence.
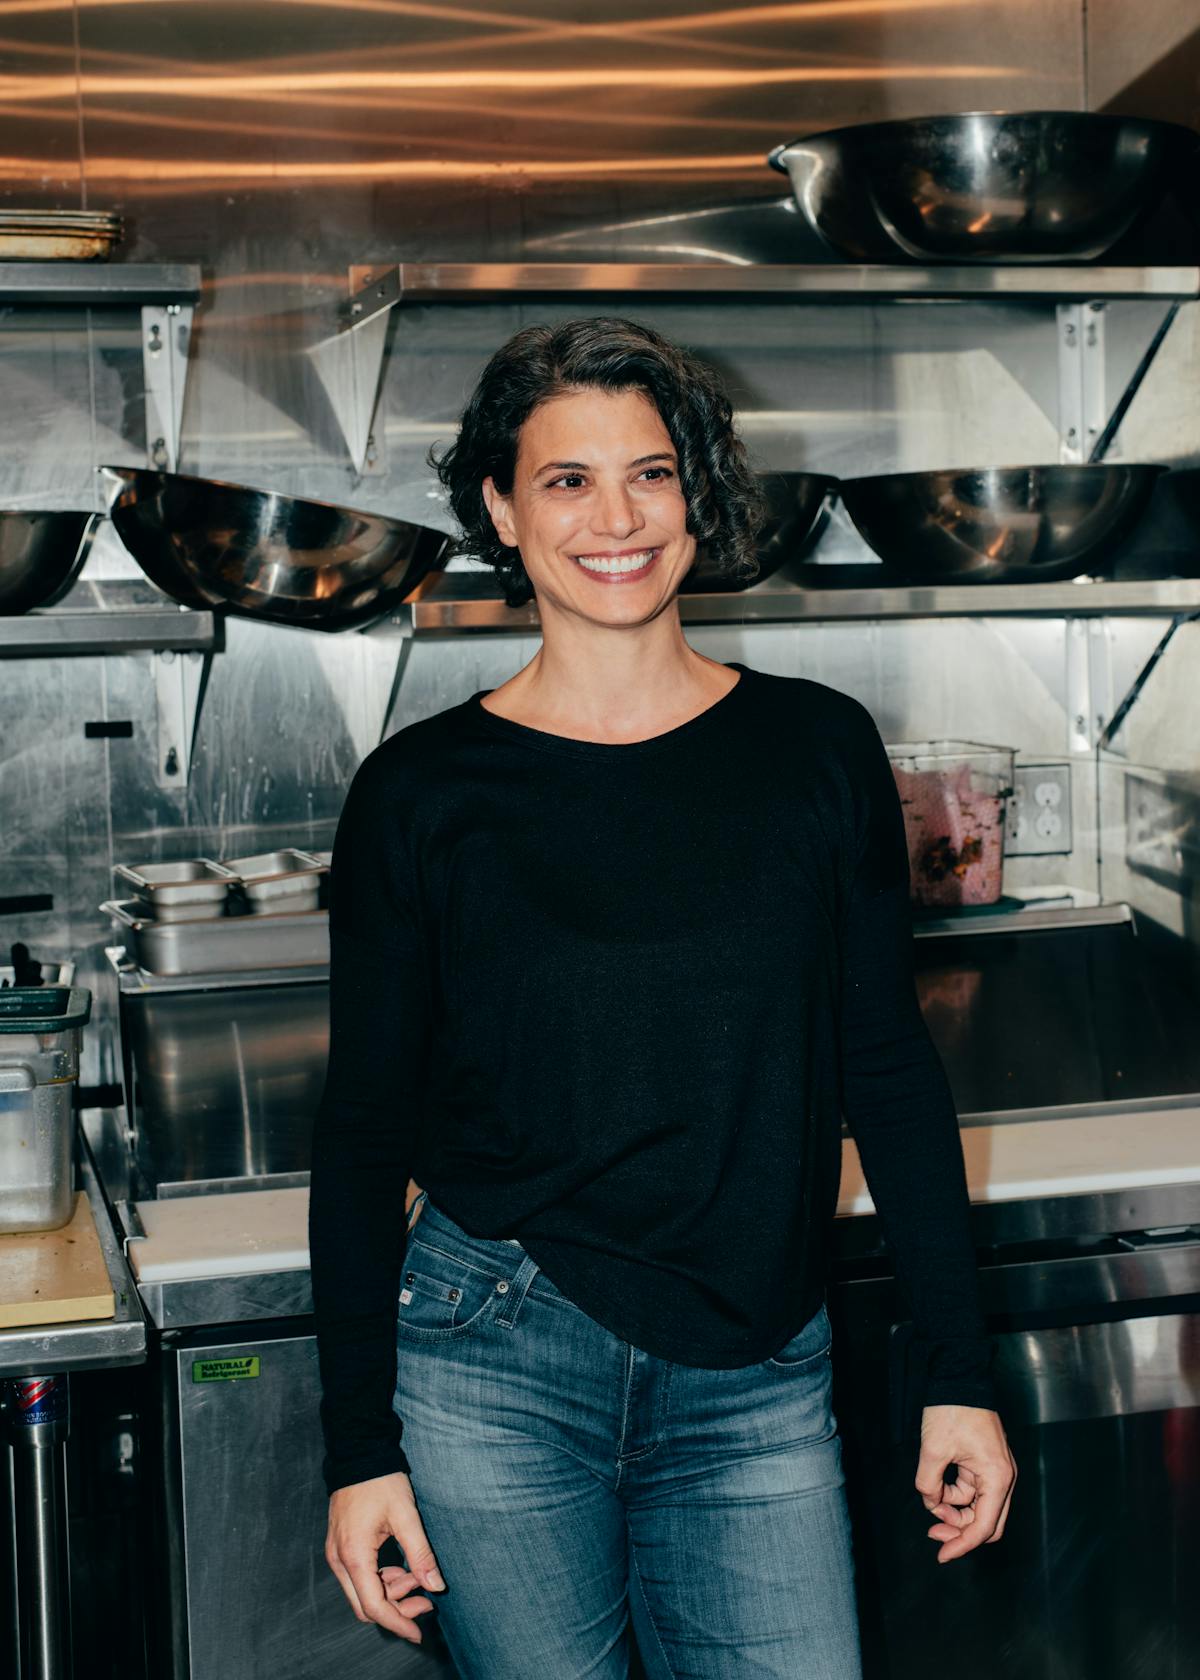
[192,1356,261,1384]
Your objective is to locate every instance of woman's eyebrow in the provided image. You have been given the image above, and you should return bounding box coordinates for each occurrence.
[532,451,677,476]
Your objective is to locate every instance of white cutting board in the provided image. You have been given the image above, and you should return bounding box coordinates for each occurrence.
[838,1103,1200,1217]
[129,1187,310,1283]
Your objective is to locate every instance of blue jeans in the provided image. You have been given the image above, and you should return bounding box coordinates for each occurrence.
[394,1194,863,1680]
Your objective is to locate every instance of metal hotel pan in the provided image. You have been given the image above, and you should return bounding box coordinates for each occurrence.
[102,900,329,976]
[219,849,327,915]
[112,859,235,923]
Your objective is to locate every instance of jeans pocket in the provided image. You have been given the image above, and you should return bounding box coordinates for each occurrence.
[398,1238,505,1343]
[765,1303,833,1370]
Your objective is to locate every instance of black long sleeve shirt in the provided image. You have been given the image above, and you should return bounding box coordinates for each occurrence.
[309,663,995,1495]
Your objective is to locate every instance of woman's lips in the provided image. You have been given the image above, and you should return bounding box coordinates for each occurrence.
[569,547,661,583]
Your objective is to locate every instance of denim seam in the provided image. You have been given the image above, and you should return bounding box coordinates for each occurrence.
[614,1346,637,1470]
[628,1541,677,1680]
[407,1238,511,1283]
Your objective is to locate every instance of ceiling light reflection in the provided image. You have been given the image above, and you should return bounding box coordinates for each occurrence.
[0,152,768,182]
[0,62,1025,104]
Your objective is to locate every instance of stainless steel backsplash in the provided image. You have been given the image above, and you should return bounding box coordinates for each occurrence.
[1,0,1198,1085]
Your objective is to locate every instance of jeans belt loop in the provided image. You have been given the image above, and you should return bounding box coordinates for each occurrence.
[494,1252,540,1329]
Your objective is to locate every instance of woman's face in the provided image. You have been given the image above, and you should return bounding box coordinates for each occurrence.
[482,385,695,625]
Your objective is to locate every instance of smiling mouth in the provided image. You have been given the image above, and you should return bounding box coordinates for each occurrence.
[570,547,660,579]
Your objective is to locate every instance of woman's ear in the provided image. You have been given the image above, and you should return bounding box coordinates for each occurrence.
[482,477,520,550]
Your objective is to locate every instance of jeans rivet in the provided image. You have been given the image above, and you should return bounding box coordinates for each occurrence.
[405,1273,414,1283]
[496,1280,509,1294]
[448,1287,461,1301]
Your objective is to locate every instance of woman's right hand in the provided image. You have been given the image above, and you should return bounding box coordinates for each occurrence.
[325,1470,447,1644]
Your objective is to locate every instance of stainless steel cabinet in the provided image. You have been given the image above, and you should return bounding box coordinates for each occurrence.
[832,1186,1200,1680]
[153,1325,456,1680]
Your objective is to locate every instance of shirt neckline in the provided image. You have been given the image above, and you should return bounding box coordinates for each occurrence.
[467,663,752,759]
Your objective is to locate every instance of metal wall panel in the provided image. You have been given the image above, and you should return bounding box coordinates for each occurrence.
[5,0,1197,1087]
[0,3,82,213]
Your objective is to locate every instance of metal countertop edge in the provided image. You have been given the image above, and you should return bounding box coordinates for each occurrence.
[0,1130,147,1380]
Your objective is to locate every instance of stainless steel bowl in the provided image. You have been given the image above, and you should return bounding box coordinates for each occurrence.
[681,470,837,592]
[0,511,99,614]
[100,467,451,631]
[769,112,1198,263]
[840,465,1167,583]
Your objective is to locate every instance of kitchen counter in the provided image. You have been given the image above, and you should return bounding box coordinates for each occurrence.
[838,1094,1200,1216]
[112,1095,1200,1333]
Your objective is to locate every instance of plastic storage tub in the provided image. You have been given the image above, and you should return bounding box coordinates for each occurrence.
[885,740,1015,908]
[0,986,91,1232]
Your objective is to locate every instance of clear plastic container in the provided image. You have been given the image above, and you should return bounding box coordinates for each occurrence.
[0,987,91,1232]
[885,740,1015,908]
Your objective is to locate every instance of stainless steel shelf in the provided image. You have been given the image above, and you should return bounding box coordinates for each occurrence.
[0,1139,146,1379]
[388,569,1200,634]
[0,604,218,658]
[0,261,202,306]
[344,261,1200,322]
[324,259,1200,472]
[913,901,1135,939]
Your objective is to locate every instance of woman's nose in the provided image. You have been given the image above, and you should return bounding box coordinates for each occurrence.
[592,481,643,539]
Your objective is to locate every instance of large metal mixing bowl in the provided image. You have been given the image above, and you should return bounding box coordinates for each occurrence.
[840,465,1167,584]
[769,112,1198,263]
[681,470,837,592]
[100,467,451,631]
[0,511,100,614]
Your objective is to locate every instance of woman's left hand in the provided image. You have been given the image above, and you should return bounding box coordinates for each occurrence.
[915,1404,1017,1563]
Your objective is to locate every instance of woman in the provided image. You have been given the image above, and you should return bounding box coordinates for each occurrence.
[309,316,1016,1679]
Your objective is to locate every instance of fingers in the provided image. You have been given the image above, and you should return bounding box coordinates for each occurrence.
[344,1550,431,1643]
[932,1473,1008,1562]
[379,1565,434,1618]
[913,1447,948,1510]
[987,1451,1018,1544]
[327,1554,368,1623]
[928,1500,974,1530]
[323,1474,447,1646]
[940,1478,975,1506]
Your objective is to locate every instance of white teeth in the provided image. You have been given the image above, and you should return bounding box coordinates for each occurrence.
[574,550,655,575]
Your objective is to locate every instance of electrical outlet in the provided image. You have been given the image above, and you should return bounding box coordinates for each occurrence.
[1006,764,1073,856]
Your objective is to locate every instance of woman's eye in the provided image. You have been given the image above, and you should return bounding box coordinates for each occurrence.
[639,467,674,483]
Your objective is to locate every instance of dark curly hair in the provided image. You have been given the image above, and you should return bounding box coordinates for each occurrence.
[430,316,767,607]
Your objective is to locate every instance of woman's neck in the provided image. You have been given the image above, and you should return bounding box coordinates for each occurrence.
[479,615,738,745]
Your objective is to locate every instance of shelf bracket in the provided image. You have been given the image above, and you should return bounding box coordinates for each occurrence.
[153,647,210,788]
[1064,616,1120,754]
[1057,297,1181,466]
[1056,303,1107,463]
[141,303,193,472]
[307,267,400,477]
[1098,610,1200,758]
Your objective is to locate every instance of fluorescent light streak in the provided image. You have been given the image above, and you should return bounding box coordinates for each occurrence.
[0,63,1025,104]
[0,152,770,181]
[0,0,995,26]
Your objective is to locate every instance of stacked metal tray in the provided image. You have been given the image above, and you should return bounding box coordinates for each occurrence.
[103,849,330,975]
[0,208,124,261]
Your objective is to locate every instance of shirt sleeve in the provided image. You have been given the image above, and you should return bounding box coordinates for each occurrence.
[307,753,431,1494]
[836,705,997,1412]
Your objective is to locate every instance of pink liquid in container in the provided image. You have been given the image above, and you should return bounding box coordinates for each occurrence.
[885,740,1015,908]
